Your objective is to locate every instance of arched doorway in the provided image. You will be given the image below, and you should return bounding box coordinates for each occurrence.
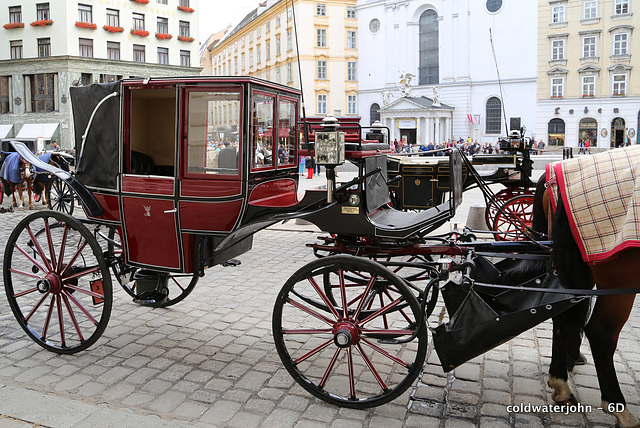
[548,118,565,146]
[578,117,598,150]
[370,103,380,125]
[611,117,625,148]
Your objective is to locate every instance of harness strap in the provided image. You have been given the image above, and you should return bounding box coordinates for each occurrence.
[474,281,640,296]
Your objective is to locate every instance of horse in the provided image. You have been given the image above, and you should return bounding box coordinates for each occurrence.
[31,152,71,206]
[525,147,640,428]
[0,152,34,210]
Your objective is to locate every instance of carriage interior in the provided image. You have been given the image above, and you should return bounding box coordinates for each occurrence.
[128,88,176,176]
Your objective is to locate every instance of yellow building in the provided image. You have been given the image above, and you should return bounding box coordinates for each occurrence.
[537,0,639,149]
[204,0,357,117]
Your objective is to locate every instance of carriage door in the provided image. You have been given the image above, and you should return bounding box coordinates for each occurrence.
[120,87,182,270]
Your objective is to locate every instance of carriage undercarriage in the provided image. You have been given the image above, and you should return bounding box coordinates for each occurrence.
[2,77,593,411]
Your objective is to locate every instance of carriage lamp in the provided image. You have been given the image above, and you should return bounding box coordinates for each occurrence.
[315,115,345,166]
[366,120,387,144]
[315,115,345,203]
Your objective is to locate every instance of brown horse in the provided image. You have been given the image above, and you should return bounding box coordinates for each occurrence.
[0,152,34,210]
[530,167,640,427]
[31,152,71,207]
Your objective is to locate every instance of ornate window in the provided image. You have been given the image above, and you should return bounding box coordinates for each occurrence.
[583,36,597,57]
[582,75,596,96]
[614,0,629,15]
[317,94,327,114]
[551,76,565,97]
[584,0,598,19]
[317,28,326,47]
[370,103,380,125]
[552,4,566,23]
[485,97,502,134]
[419,9,439,85]
[347,95,357,115]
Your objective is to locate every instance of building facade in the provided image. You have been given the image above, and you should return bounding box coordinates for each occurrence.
[205,0,358,118]
[537,0,639,151]
[0,0,201,149]
[357,0,538,146]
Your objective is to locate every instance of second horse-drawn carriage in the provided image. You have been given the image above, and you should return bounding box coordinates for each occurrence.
[3,76,639,426]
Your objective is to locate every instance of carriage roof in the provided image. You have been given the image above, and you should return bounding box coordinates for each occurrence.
[70,76,301,190]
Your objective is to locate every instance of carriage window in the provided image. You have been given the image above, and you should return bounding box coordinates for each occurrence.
[278,98,297,167]
[187,91,241,176]
[251,92,275,170]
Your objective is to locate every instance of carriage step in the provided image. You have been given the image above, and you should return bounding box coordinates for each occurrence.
[223,259,241,267]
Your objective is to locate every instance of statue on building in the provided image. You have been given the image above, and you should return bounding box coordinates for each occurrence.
[382,89,394,106]
[432,86,441,107]
[398,73,415,97]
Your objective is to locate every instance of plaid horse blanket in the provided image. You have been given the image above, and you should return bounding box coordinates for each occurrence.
[546,145,640,264]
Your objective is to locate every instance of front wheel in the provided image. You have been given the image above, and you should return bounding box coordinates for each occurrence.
[3,211,112,353]
[492,194,535,241]
[48,177,75,215]
[273,255,427,408]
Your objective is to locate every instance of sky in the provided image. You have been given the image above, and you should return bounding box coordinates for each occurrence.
[198,1,261,42]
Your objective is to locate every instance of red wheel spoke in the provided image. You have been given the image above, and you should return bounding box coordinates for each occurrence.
[63,266,99,282]
[355,343,388,391]
[23,292,50,322]
[358,297,402,327]
[44,220,58,272]
[307,277,340,320]
[61,293,84,342]
[347,347,356,400]
[56,295,66,348]
[9,268,44,281]
[361,337,410,368]
[63,283,104,301]
[282,328,332,335]
[41,295,56,340]
[361,328,415,336]
[319,347,341,389]
[12,243,48,275]
[63,289,99,325]
[379,294,390,329]
[59,241,88,277]
[339,269,348,318]
[383,289,412,324]
[352,276,376,321]
[56,225,70,274]
[293,338,334,365]
[26,226,52,272]
[287,298,336,326]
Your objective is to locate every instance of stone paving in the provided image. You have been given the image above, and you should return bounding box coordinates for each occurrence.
[0,169,639,427]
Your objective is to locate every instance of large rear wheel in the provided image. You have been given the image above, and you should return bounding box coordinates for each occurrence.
[3,211,112,353]
[273,255,426,408]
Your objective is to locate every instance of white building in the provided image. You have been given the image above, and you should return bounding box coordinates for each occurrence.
[356,0,537,146]
[0,0,201,149]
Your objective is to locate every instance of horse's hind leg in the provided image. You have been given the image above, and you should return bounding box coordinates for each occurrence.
[548,300,589,404]
[584,291,639,427]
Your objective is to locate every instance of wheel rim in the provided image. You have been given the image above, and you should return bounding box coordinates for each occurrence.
[3,211,112,353]
[48,178,74,215]
[492,195,535,241]
[107,227,198,307]
[273,255,426,408]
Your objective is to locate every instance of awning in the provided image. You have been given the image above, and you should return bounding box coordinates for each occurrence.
[16,123,59,140]
[0,124,12,139]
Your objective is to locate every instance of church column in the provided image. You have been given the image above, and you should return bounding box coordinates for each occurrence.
[444,116,451,141]
[434,116,441,145]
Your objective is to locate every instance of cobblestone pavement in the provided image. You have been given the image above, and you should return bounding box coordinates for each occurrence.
[0,171,639,427]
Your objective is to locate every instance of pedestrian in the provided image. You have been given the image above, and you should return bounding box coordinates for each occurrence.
[299,155,305,175]
[305,155,315,179]
[537,139,546,154]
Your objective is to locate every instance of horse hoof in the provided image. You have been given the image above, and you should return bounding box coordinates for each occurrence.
[19,207,24,211]
[575,353,587,366]
[555,394,579,407]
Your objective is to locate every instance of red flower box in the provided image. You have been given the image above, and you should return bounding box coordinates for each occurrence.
[177,35,194,42]
[75,21,97,30]
[30,19,53,27]
[130,29,150,37]
[103,25,124,33]
[177,5,195,12]
[156,33,173,40]
[3,22,24,29]
[131,0,150,4]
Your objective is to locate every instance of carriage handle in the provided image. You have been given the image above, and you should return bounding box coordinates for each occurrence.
[79,91,119,160]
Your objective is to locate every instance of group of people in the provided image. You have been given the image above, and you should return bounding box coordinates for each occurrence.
[390,136,549,156]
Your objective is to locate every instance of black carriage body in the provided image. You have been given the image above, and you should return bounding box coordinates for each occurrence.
[70,77,302,274]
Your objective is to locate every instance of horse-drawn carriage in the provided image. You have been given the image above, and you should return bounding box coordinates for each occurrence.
[3,76,639,426]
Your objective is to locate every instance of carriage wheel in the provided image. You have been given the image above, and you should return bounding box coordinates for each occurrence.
[485,188,532,230]
[3,211,112,353]
[48,177,75,215]
[273,255,427,408]
[106,227,198,307]
[492,194,535,241]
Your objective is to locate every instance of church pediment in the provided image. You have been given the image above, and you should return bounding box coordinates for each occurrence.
[380,96,453,111]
